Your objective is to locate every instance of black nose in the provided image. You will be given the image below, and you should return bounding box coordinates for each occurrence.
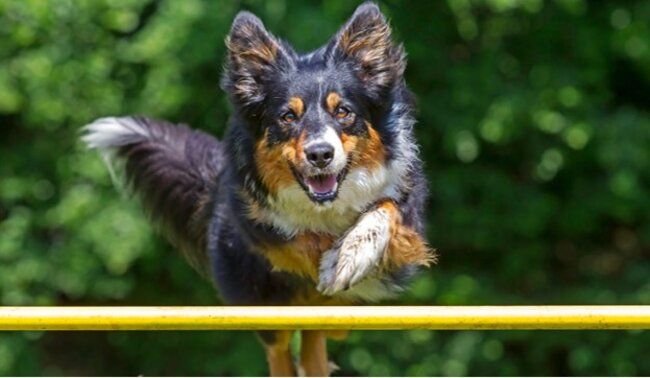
[305,143,334,168]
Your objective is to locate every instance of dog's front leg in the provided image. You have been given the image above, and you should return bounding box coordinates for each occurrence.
[317,200,432,295]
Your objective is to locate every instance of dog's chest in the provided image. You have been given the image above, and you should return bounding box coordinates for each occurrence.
[265,185,364,236]
[264,166,397,236]
[260,232,335,280]
[258,233,399,304]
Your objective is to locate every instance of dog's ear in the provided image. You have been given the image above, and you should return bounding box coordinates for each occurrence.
[330,2,406,97]
[222,11,291,106]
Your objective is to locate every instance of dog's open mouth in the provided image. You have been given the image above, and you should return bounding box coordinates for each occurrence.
[305,173,338,196]
[293,169,346,203]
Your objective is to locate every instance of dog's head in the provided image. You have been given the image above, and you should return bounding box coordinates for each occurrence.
[223,2,409,209]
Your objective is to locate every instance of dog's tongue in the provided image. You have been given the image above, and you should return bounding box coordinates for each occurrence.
[305,174,337,194]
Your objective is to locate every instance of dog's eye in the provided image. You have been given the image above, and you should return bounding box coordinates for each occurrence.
[281,111,297,123]
[335,106,351,120]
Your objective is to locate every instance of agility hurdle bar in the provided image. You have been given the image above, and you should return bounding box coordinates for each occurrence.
[0,306,649,331]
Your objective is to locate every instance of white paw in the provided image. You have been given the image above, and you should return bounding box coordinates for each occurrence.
[317,208,391,295]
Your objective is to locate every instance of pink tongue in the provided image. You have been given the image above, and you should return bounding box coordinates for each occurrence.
[306,175,337,194]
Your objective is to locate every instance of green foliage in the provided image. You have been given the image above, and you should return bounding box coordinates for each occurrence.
[1,0,649,375]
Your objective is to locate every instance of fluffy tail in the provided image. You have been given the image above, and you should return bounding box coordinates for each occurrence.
[82,116,224,278]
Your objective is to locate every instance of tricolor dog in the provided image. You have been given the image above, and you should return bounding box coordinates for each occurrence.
[83,2,434,376]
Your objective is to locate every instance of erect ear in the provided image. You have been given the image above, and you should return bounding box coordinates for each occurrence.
[222,11,292,107]
[330,2,406,97]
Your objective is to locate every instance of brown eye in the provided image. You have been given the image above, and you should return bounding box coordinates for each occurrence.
[335,106,351,120]
[282,110,297,123]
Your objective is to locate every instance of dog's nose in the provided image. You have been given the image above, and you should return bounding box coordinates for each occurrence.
[305,143,334,168]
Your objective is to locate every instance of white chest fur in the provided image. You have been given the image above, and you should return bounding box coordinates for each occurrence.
[261,165,400,237]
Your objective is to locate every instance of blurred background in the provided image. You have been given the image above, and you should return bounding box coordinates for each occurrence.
[1,0,649,375]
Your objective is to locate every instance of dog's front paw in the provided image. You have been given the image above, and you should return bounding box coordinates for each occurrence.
[317,208,391,295]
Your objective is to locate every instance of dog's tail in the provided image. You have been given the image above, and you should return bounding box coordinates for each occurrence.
[82,116,224,278]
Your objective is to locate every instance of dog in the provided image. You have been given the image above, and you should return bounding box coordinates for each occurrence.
[82,2,434,376]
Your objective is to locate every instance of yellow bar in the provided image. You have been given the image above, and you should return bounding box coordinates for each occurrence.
[0,306,648,331]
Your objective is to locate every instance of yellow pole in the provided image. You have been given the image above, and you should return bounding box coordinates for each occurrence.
[0,306,648,331]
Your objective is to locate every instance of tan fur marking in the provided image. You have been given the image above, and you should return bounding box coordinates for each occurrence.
[254,130,305,194]
[289,97,304,117]
[336,11,405,87]
[347,121,386,169]
[338,15,391,63]
[225,24,278,64]
[340,133,358,154]
[290,130,307,163]
[325,92,341,113]
[225,23,280,103]
[263,330,295,376]
[262,232,335,280]
[375,200,436,270]
[255,141,294,194]
[300,331,330,376]
[235,42,277,63]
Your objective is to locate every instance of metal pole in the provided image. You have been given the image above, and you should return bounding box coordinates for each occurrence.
[0,306,648,331]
